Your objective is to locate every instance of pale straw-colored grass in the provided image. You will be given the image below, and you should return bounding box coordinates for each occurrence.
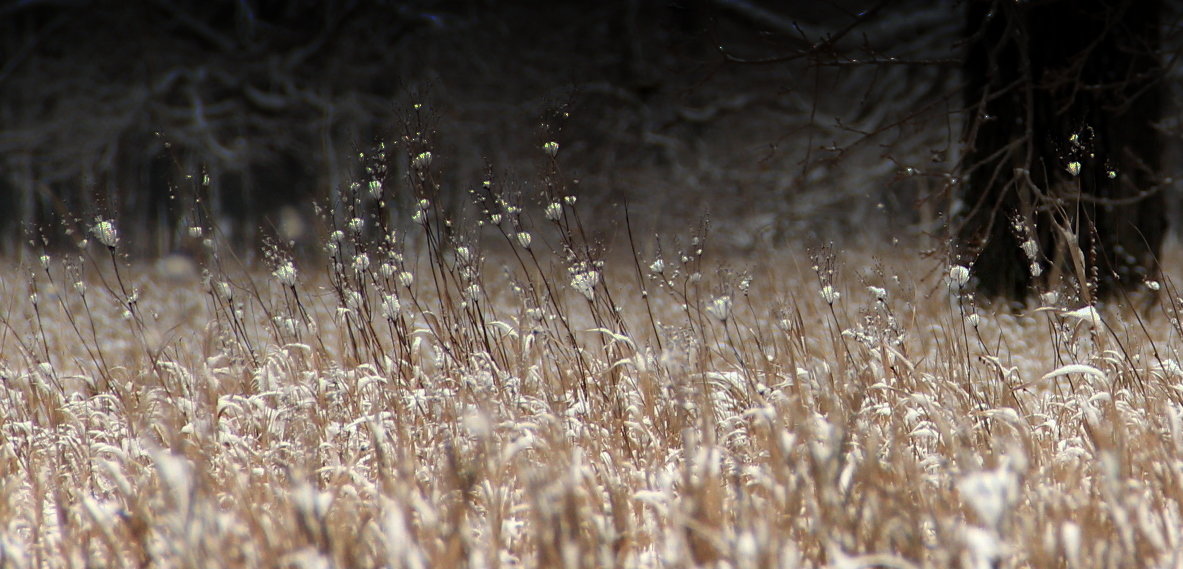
[3,221,1183,569]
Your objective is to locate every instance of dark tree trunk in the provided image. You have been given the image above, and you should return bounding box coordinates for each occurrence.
[958,0,1165,302]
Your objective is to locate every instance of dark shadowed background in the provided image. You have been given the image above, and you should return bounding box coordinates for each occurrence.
[2,1,1179,269]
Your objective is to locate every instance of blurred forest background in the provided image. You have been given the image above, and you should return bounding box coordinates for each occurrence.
[1,0,1179,259]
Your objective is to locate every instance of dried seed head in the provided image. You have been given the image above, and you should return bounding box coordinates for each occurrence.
[1021,239,1039,260]
[570,269,600,301]
[352,253,371,272]
[820,285,840,305]
[92,219,119,249]
[543,141,559,157]
[706,295,732,322]
[273,261,298,287]
[545,202,563,221]
[381,294,401,320]
[949,265,970,290]
[412,151,433,170]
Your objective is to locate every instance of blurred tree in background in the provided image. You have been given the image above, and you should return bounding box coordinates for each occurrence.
[0,0,427,253]
[957,0,1167,301]
[0,0,965,256]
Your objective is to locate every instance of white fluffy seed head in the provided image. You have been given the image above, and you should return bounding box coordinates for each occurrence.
[949,265,971,290]
[820,285,840,305]
[545,202,563,221]
[412,151,432,170]
[516,232,532,249]
[273,261,298,287]
[649,259,665,275]
[707,295,732,322]
[542,141,559,157]
[92,219,119,249]
[571,270,600,301]
[381,294,401,320]
[353,253,370,272]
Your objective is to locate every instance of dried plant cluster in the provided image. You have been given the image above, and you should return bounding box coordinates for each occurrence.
[5,137,1183,569]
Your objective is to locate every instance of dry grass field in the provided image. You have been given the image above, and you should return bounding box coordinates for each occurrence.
[4,191,1183,569]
